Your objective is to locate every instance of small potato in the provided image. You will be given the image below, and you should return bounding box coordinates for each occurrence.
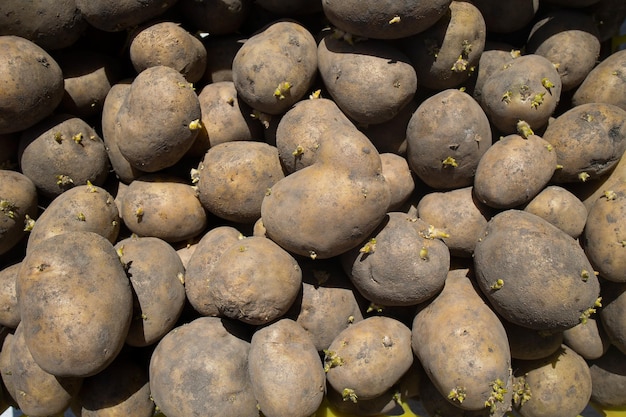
[115,236,186,347]
[470,0,539,33]
[588,346,626,408]
[115,66,202,172]
[562,318,610,360]
[504,320,563,361]
[121,175,207,243]
[417,186,493,258]
[480,54,562,134]
[412,267,511,412]
[201,35,245,83]
[401,1,486,90]
[17,231,133,377]
[26,183,120,252]
[317,35,417,125]
[341,213,450,307]
[543,103,626,184]
[473,134,556,209]
[0,170,38,255]
[248,319,325,417]
[232,21,318,115]
[149,317,258,417]
[380,153,415,211]
[196,141,285,224]
[206,236,302,325]
[325,316,413,401]
[582,181,626,282]
[523,185,587,239]
[406,89,492,190]
[129,21,207,83]
[474,210,600,331]
[19,114,110,198]
[599,281,626,354]
[0,36,64,134]
[74,0,175,32]
[0,263,20,328]
[512,345,592,417]
[573,49,626,111]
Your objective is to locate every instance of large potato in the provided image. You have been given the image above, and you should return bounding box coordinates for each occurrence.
[74,0,175,32]
[17,231,133,377]
[149,317,258,417]
[412,267,511,412]
[474,210,600,330]
[0,170,37,255]
[248,319,325,417]
[573,49,626,111]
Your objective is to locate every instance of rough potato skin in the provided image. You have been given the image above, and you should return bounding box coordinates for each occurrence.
[17,231,133,377]
[0,263,20,328]
[524,185,587,239]
[0,170,38,255]
[0,36,64,134]
[599,281,626,354]
[562,318,609,360]
[573,49,626,111]
[75,0,175,32]
[248,319,325,417]
[588,346,626,408]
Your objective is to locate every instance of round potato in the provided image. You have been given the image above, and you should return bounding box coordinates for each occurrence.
[588,346,626,408]
[0,263,20,328]
[573,49,626,111]
[149,317,258,417]
[0,36,64,134]
[380,153,415,211]
[74,0,175,32]
[562,317,610,360]
[523,185,587,239]
[0,170,38,255]
[17,231,133,377]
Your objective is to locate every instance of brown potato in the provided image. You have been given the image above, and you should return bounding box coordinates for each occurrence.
[470,0,539,33]
[474,210,600,331]
[74,0,175,32]
[149,317,258,417]
[406,89,492,190]
[562,317,610,360]
[179,0,250,35]
[588,346,626,408]
[599,281,626,354]
[17,231,133,377]
[0,36,64,134]
[232,20,318,115]
[523,185,587,239]
[504,320,563,361]
[0,263,19,328]
[120,175,207,243]
[380,153,415,211]
[360,100,417,156]
[196,141,284,224]
[573,49,626,111]
[0,170,38,255]
[248,319,325,417]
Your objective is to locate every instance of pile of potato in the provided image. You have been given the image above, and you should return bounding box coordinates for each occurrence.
[1,0,626,416]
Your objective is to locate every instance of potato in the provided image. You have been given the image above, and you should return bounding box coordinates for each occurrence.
[287,258,365,352]
[0,334,16,409]
[412,267,511,412]
[573,49,626,111]
[114,236,186,347]
[0,263,20,328]
[401,1,486,90]
[317,35,417,125]
[74,0,175,32]
[543,103,626,184]
[380,153,415,211]
[101,81,145,183]
[582,181,626,282]
[588,346,626,408]
[196,141,284,224]
[416,186,493,258]
[129,21,207,83]
[73,352,154,417]
[120,175,207,243]
[321,0,451,40]
[326,385,402,417]
[360,100,417,156]
[248,319,325,417]
[473,210,600,330]
[0,36,64,134]
[599,281,626,354]
[512,345,592,417]
[473,133,557,209]
[184,226,242,317]
[470,44,518,107]
[0,0,86,50]
[205,236,301,325]
[26,183,120,252]
[2,322,82,417]
[480,54,562,134]
[196,81,263,149]
[406,89,492,190]
[503,320,563,361]
[115,65,202,173]
[0,170,38,255]
[325,316,413,401]
[470,0,539,33]
[526,10,600,92]
[341,213,450,307]
[149,316,258,417]
[562,317,610,360]
[17,231,133,377]
[19,114,110,198]
[523,185,587,239]
[576,150,626,211]
[261,119,390,259]
[179,0,250,35]
[55,49,122,118]
[201,35,245,84]
[232,21,317,115]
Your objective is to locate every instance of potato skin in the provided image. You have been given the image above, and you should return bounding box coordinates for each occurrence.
[0,36,64,134]
[474,210,600,330]
[562,318,610,360]
[0,263,20,328]
[523,185,587,239]
[248,319,325,417]
[75,0,174,32]
[588,346,626,408]
[0,170,38,255]
[599,281,626,354]
[573,49,626,111]
[149,317,258,417]
[412,267,511,411]
[17,231,133,377]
